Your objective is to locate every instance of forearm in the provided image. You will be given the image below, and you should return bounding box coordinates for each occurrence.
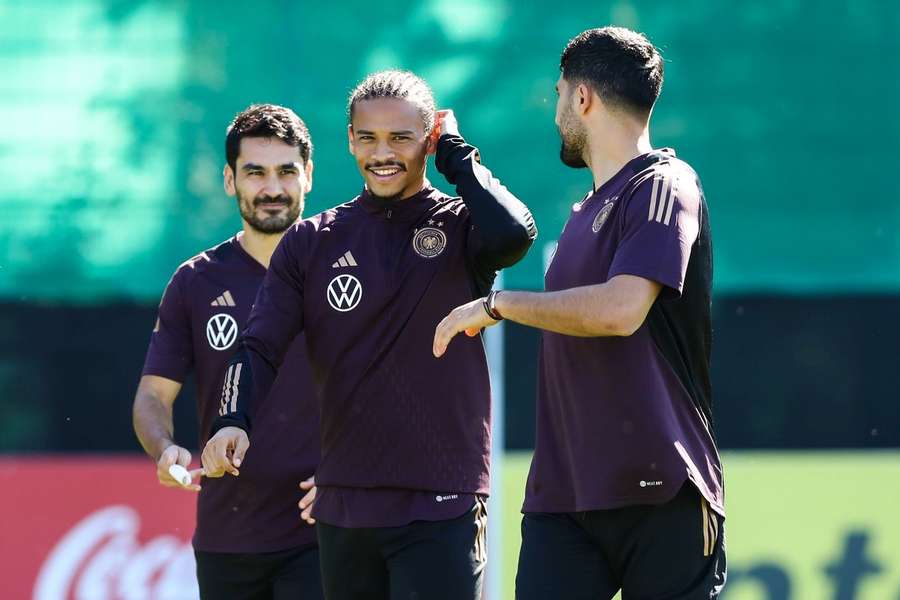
[210,341,277,436]
[494,278,659,337]
[213,238,306,436]
[436,135,537,267]
[133,393,175,461]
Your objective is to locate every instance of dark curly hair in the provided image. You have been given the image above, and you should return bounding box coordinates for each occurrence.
[225,104,312,172]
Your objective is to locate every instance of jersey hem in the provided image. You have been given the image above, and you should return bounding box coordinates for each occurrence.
[522,477,725,518]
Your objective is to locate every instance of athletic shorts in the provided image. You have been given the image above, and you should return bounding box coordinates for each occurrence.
[516,482,726,599]
[195,543,323,600]
[317,498,488,600]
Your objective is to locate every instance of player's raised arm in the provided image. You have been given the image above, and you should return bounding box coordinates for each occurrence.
[202,224,309,478]
[433,109,537,274]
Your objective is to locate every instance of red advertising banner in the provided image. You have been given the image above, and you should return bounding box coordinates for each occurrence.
[1,456,199,600]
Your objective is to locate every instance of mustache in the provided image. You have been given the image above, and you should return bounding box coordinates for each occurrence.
[365,161,406,171]
[253,194,292,206]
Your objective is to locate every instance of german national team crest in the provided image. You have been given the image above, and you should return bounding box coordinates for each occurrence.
[413,227,447,258]
[206,313,238,350]
[592,201,615,233]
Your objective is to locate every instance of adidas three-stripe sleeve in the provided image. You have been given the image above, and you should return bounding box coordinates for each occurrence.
[608,169,701,299]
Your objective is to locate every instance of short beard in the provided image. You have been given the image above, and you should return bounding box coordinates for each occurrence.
[559,127,588,169]
[365,160,408,203]
[238,193,300,234]
[557,101,588,169]
[368,189,404,203]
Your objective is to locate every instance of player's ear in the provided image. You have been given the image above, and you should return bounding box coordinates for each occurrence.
[347,125,355,155]
[304,159,314,194]
[426,126,438,156]
[575,83,594,116]
[223,164,236,196]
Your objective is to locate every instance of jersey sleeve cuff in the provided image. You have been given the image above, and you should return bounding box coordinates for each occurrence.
[209,414,251,438]
[141,363,189,383]
[607,264,684,299]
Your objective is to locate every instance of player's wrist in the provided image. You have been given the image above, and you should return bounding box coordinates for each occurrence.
[482,290,504,321]
[154,439,176,462]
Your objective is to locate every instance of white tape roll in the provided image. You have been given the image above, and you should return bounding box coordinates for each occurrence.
[168,464,192,486]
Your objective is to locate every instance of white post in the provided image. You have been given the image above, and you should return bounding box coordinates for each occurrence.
[485,272,505,600]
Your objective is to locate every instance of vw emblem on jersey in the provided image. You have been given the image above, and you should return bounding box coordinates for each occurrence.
[413,227,447,258]
[327,274,363,312]
[206,313,238,351]
[592,202,615,233]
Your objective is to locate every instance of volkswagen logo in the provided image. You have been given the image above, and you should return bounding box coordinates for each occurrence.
[206,313,238,350]
[327,274,363,312]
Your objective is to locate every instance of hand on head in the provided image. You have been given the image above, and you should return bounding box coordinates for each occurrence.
[430,109,460,152]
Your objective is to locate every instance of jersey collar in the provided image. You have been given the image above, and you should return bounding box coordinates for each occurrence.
[591,148,676,198]
[357,182,441,221]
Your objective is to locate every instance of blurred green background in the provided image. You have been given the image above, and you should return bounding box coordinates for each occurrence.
[3,0,899,301]
[2,1,899,599]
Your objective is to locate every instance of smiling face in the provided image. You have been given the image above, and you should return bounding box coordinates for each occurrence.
[224,136,312,233]
[348,97,433,201]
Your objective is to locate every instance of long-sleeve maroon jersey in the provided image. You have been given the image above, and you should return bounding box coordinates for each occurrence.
[213,134,536,526]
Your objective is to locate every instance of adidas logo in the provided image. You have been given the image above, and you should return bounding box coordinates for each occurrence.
[211,290,236,307]
[332,251,358,268]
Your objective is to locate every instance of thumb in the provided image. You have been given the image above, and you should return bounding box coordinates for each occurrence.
[233,433,250,467]
[464,327,480,337]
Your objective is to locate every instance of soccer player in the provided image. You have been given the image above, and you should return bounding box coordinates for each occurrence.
[433,27,726,598]
[201,70,536,600]
[133,104,323,600]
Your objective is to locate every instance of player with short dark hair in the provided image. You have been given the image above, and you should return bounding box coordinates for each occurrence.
[434,27,726,598]
[133,103,323,599]
[201,70,536,600]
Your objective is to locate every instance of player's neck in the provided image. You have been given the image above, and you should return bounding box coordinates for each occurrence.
[366,175,430,203]
[399,174,429,201]
[586,120,652,190]
[238,225,285,269]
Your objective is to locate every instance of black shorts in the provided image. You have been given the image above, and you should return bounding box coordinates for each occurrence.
[195,544,323,600]
[317,499,488,600]
[516,482,726,600]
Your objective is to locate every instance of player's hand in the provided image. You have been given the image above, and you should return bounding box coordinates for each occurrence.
[433,297,499,358]
[156,444,202,491]
[431,108,482,164]
[436,109,460,138]
[201,426,249,478]
[429,109,460,153]
[298,476,317,525]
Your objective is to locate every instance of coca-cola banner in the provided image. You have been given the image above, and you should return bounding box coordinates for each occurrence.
[1,456,199,600]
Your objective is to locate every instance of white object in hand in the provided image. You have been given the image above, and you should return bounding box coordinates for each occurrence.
[168,464,192,486]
